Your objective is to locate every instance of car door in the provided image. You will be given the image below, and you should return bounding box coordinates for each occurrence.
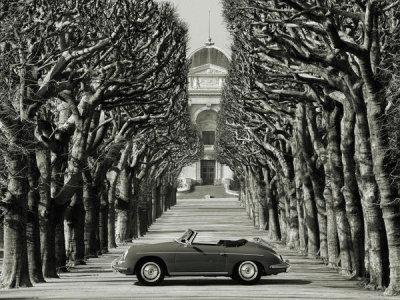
[173,244,227,274]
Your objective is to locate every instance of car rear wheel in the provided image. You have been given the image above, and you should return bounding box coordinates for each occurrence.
[136,259,165,286]
[233,261,261,285]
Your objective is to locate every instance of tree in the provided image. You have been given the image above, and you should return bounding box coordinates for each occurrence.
[1,0,201,288]
[220,0,400,295]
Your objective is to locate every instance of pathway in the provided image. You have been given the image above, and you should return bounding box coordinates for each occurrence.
[0,195,387,299]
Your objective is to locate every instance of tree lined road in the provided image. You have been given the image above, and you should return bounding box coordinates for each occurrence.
[2,1,399,296]
[1,193,386,299]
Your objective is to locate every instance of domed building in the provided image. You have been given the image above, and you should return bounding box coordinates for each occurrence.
[179,39,233,186]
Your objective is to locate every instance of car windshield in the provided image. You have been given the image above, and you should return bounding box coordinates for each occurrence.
[175,229,195,244]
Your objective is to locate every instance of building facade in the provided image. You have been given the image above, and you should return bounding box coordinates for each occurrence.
[179,41,233,185]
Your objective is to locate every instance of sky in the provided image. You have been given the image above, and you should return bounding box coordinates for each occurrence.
[158,0,232,55]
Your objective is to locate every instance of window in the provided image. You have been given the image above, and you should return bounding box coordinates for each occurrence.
[202,131,215,145]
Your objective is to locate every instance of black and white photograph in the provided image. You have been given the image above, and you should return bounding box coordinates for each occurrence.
[0,0,400,299]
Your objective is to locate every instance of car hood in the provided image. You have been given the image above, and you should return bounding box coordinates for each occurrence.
[128,241,179,253]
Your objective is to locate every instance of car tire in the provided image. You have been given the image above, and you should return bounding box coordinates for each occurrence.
[136,259,165,286]
[233,261,261,285]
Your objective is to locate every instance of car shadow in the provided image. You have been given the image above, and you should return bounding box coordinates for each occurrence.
[134,278,311,286]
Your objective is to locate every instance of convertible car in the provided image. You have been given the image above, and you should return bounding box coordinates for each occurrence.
[112,229,289,285]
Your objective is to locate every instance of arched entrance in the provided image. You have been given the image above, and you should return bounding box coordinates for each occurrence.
[196,109,217,185]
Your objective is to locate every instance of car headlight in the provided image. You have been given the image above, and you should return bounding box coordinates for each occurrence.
[123,249,129,260]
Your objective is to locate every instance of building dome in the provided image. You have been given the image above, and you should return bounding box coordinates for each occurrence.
[189,45,230,70]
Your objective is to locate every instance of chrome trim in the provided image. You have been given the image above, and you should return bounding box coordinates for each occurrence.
[136,252,176,255]
[169,272,229,276]
[136,252,206,255]
[136,252,264,257]
[225,253,264,257]
[112,264,128,272]
[270,263,289,269]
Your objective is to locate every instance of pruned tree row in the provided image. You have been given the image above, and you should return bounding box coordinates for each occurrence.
[0,0,201,289]
[218,0,400,296]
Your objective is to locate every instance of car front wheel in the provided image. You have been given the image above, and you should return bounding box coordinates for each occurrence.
[136,259,165,286]
[233,261,261,285]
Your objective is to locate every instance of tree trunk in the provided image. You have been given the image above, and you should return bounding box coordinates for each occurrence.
[0,152,32,288]
[243,173,253,221]
[54,209,66,272]
[363,83,400,295]
[275,178,290,244]
[293,156,307,254]
[341,77,388,285]
[164,185,169,212]
[147,191,153,227]
[56,107,91,265]
[171,186,177,206]
[155,184,162,218]
[277,183,287,243]
[163,183,169,212]
[299,156,319,258]
[306,106,338,266]
[107,143,132,249]
[139,196,148,237]
[241,178,246,208]
[116,168,132,243]
[27,153,45,283]
[0,219,3,257]
[325,175,339,268]
[258,173,267,231]
[83,170,99,258]
[286,188,299,249]
[296,191,307,255]
[105,144,131,249]
[283,163,299,249]
[51,151,67,272]
[159,184,165,216]
[75,191,86,265]
[107,169,118,249]
[132,199,139,239]
[268,189,281,240]
[65,183,85,266]
[327,102,353,275]
[167,184,172,211]
[99,185,109,253]
[262,169,281,240]
[0,220,3,260]
[239,181,246,208]
[354,121,387,287]
[308,172,328,261]
[340,102,364,277]
[299,105,327,261]
[249,171,260,229]
[152,186,157,223]
[244,183,252,219]
[36,149,58,278]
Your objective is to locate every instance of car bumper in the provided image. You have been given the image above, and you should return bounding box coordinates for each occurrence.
[111,258,129,274]
[268,260,290,273]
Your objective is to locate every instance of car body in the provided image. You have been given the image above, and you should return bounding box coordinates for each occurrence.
[112,229,289,285]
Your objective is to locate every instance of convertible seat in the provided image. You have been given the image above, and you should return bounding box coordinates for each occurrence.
[218,239,247,247]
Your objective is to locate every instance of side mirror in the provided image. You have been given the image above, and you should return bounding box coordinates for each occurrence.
[184,241,191,247]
